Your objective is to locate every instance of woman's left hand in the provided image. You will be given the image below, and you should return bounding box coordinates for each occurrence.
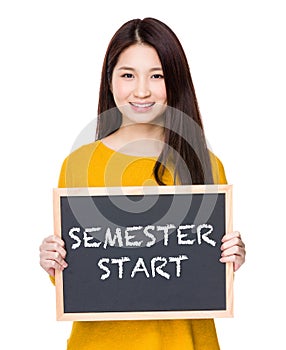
[220,231,246,271]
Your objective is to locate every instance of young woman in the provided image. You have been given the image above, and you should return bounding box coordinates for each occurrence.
[39,17,246,350]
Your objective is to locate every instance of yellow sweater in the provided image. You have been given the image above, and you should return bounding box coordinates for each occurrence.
[57,140,227,350]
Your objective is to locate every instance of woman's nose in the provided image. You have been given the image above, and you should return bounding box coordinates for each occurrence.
[133,78,151,98]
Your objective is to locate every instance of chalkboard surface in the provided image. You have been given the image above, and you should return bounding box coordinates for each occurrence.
[53,185,233,321]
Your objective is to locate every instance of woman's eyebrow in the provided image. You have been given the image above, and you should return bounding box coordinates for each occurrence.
[117,66,163,71]
[117,66,135,71]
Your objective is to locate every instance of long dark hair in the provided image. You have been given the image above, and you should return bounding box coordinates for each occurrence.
[96,17,213,185]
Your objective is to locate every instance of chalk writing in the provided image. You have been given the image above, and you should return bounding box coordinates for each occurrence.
[97,255,189,280]
[68,223,216,249]
[66,223,217,281]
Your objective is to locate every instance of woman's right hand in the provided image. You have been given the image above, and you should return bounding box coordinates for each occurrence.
[39,235,68,277]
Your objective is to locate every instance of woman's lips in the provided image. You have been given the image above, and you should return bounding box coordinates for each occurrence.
[129,102,155,112]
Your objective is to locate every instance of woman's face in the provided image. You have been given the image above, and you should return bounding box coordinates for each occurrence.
[111,44,167,127]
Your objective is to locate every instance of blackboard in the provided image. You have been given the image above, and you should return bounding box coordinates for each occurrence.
[53,185,233,321]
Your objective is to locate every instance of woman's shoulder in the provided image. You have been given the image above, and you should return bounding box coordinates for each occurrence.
[60,141,100,172]
[61,141,103,166]
[58,141,101,188]
[67,141,100,159]
[208,151,227,184]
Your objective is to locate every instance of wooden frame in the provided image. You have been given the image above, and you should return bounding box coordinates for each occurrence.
[53,184,233,321]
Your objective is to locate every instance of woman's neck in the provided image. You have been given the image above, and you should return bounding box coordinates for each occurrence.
[101,123,165,157]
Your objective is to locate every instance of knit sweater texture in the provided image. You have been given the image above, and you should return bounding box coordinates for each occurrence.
[56,140,227,350]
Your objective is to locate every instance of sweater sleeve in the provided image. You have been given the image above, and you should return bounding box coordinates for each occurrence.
[58,157,68,188]
[49,275,55,285]
[209,152,227,184]
[48,158,68,286]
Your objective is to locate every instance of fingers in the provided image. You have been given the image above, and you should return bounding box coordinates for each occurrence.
[39,235,68,277]
[220,231,246,272]
[221,231,244,247]
[40,235,66,258]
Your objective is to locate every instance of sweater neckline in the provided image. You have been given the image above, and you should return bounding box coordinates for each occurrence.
[98,140,158,160]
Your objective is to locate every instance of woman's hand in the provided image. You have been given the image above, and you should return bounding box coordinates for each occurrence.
[39,235,68,277]
[220,231,246,271]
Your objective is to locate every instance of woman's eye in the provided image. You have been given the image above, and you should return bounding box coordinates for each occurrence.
[151,74,164,79]
[122,73,133,78]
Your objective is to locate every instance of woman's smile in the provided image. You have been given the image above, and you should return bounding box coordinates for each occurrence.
[129,102,156,112]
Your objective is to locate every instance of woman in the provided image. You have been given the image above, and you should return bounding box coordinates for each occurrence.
[40,17,246,349]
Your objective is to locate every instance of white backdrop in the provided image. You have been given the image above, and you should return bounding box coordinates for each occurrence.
[1,0,285,348]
